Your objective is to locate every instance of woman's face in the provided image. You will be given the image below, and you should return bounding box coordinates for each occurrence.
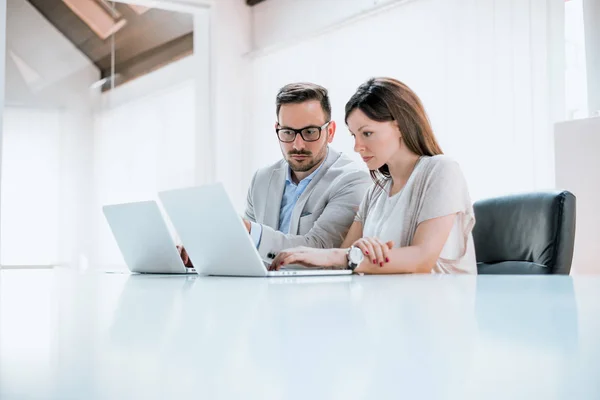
[347,108,401,170]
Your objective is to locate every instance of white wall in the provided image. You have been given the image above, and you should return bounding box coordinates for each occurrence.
[555,116,600,274]
[93,75,196,268]
[252,0,401,51]
[3,0,100,266]
[249,0,565,202]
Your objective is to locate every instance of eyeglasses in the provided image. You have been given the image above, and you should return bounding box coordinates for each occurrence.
[275,121,330,143]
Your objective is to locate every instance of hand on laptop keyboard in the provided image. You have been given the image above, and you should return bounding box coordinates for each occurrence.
[268,246,347,271]
[177,245,194,268]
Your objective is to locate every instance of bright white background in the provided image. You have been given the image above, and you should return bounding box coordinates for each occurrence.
[0,0,593,270]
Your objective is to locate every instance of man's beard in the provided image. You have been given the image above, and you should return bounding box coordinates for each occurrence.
[287,146,326,172]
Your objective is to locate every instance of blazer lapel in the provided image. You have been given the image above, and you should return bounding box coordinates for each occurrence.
[288,147,340,234]
[263,166,287,230]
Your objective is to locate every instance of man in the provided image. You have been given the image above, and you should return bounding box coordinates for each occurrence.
[180,83,370,266]
[243,82,370,261]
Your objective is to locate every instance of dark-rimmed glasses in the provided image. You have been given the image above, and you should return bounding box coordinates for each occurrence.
[275,121,330,143]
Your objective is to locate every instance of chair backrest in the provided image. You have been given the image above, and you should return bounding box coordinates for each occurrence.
[472,191,576,275]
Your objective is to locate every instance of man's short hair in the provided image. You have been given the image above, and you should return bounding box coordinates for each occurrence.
[275,82,332,121]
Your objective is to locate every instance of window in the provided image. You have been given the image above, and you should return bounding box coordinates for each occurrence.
[565,0,588,119]
[1,107,60,266]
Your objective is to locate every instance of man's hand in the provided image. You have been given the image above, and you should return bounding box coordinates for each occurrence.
[177,245,193,268]
[242,218,251,233]
[269,247,346,271]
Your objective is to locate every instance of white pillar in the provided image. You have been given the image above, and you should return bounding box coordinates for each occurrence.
[192,9,214,186]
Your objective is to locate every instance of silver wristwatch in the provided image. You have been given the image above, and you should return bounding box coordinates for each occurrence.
[346,246,364,271]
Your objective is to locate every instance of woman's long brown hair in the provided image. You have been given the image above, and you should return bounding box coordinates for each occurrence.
[345,77,443,188]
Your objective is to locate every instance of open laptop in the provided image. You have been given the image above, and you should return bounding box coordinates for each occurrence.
[102,200,196,274]
[157,183,352,277]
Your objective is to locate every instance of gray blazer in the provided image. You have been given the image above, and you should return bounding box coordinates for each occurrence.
[244,147,371,259]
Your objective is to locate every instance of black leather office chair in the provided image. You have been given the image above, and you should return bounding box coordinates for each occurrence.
[472,191,576,275]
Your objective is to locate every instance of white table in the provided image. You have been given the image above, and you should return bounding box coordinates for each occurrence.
[1,269,599,399]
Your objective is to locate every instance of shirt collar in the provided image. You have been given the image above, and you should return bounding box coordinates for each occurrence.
[286,148,329,185]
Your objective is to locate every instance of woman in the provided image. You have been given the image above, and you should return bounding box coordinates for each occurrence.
[270,77,476,274]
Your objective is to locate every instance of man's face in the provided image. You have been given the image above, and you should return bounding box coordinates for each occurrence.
[276,100,336,173]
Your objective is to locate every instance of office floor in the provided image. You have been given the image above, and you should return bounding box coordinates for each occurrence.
[1,269,599,399]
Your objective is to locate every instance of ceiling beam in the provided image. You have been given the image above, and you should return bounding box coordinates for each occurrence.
[111,0,213,12]
[99,32,193,90]
[95,0,123,19]
[127,4,151,14]
[62,0,127,40]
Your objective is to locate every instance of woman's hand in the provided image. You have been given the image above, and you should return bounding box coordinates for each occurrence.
[352,237,394,267]
[269,247,346,271]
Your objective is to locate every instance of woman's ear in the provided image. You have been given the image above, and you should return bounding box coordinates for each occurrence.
[393,120,402,138]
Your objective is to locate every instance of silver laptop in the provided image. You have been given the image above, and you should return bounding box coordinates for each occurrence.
[102,200,196,274]
[157,183,352,277]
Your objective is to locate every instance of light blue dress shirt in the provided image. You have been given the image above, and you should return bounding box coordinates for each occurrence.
[249,158,326,247]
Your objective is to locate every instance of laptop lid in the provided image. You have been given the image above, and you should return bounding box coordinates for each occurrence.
[158,184,352,277]
[102,200,192,274]
[158,184,269,277]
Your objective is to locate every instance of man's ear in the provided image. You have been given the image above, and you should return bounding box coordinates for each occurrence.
[327,120,337,143]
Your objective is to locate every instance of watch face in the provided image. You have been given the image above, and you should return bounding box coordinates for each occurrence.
[349,246,364,264]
